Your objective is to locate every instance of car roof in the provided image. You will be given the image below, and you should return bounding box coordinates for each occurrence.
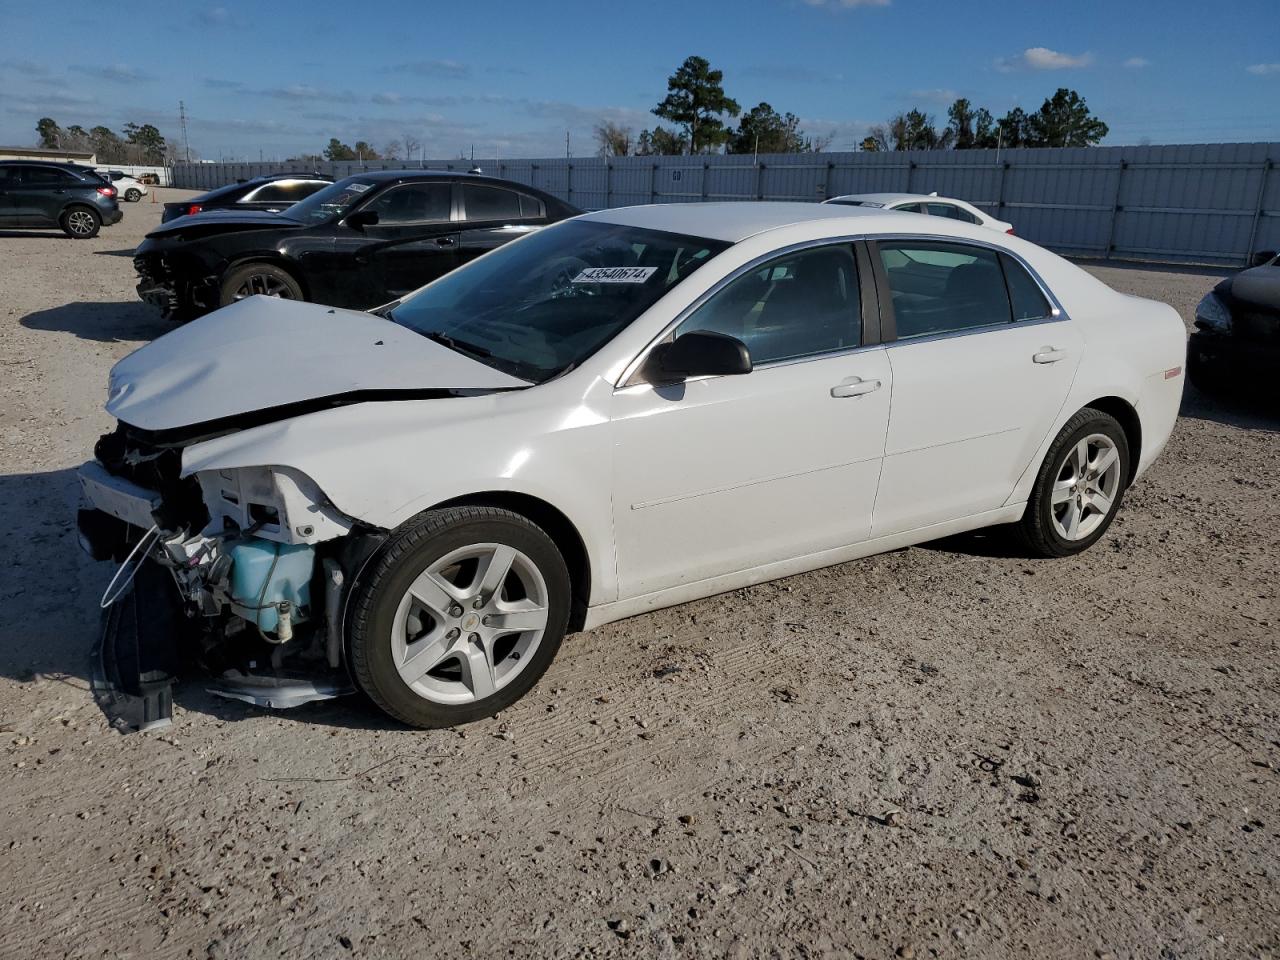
[581,201,944,243]
[0,159,91,169]
[826,192,950,206]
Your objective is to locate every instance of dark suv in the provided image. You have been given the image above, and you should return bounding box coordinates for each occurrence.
[0,161,123,238]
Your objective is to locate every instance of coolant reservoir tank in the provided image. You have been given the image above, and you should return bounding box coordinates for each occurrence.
[228,539,314,635]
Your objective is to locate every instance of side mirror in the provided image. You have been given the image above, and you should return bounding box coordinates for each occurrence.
[1250,250,1277,267]
[346,209,380,231]
[644,331,752,384]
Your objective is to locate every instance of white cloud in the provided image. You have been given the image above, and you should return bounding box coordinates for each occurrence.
[802,0,890,8]
[1246,63,1280,75]
[997,47,1094,72]
[1123,57,1151,69]
[907,88,960,106]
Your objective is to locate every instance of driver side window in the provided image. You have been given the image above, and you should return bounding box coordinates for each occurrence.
[364,183,452,225]
[674,244,862,365]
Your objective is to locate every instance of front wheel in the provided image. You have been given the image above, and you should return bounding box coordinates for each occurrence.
[1018,408,1130,558]
[61,206,101,239]
[348,506,571,728]
[218,263,304,307]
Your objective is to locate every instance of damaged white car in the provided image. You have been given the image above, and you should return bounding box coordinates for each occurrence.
[78,203,1186,729]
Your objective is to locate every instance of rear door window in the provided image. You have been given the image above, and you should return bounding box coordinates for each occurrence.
[462,184,522,222]
[1000,253,1052,320]
[878,241,1013,339]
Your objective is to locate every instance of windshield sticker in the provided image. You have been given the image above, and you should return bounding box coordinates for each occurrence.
[572,266,658,284]
[345,182,372,193]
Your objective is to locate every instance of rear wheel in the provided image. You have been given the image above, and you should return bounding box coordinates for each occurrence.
[218,263,304,306]
[1018,408,1129,558]
[125,188,141,202]
[61,206,101,239]
[348,506,571,728]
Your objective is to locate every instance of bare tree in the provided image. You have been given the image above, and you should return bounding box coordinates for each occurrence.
[402,133,421,162]
[594,121,634,157]
[383,139,403,160]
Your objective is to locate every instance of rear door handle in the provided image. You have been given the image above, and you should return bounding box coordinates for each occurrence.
[830,377,882,398]
[434,236,456,247]
[1033,347,1068,364]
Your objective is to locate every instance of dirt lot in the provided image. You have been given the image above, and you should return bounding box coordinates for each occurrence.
[1,191,1277,960]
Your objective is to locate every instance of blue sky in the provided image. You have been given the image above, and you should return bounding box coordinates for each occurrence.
[2,0,1277,160]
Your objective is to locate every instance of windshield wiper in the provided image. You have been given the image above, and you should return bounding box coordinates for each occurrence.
[423,330,493,359]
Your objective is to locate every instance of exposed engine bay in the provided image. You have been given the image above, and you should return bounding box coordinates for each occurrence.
[79,421,385,731]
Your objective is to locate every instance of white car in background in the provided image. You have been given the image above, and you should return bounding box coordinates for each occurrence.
[825,192,1014,234]
[78,202,1185,730]
[98,170,149,202]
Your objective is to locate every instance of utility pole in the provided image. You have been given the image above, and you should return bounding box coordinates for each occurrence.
[179,100,190,162]
[565,130,570,158]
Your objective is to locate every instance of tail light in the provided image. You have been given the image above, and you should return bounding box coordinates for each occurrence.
[186,204,203,216]
[97,186,116,198]
[1005,227,1015,235]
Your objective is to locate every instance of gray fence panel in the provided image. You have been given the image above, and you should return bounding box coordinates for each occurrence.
[171,141,1280,267]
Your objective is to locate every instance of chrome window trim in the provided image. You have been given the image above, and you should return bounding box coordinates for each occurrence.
[617,235,873,388]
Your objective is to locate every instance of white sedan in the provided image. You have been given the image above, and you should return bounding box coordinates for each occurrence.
[824,192,1014,234]
[79,202,1185,729]
[98,170,149,202]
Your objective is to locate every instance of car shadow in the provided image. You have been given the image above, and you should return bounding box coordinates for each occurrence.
[1179,383,1279,433]
[21,300,171,344]
[0,466,405,733]
[0,229,68,240]
[919,528,1029,560]
[94,248,137,258]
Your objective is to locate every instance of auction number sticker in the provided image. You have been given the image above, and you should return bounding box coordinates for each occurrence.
[572,266,658,284]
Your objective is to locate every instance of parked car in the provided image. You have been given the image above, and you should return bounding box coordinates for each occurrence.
[80,202,1185,730]
[0,160,122,238]
[824,192,1014,234]
[136,171,579,320]
[1189,249,1280,402]
[98,170,149,202]
[159,173,333,223]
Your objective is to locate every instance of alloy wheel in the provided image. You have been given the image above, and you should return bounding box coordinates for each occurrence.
[66,210,96,236]
[1050,433,1122,541]
[390,543,551,705]
[232,274,296,300]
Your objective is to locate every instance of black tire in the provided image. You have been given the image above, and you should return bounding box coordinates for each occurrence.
[1017,408,1130,558]
[1186,346,1229,398]
[125,188,141,202]
[218,262,304,307]
[60,206,101,239]
[348,506,571,728]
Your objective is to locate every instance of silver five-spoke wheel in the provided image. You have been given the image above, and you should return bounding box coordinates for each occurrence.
[392,543,551,705]
[1050,433,1121,541]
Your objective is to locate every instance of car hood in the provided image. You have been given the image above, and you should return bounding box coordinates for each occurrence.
[1223,263,1280,314]
[145,209,301,240]
[106,296,530,436]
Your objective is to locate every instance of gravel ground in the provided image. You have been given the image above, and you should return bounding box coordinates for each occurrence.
[1,192,1277,960]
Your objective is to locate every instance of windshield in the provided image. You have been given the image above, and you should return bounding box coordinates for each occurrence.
[281,177,378,224]
[388,219,729,383]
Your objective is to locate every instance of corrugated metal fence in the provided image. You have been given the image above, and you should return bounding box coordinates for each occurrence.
[172,142,1279,267]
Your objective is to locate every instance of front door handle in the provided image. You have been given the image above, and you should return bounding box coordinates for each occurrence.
[1033,347,1068,364]
[830,377,882,398]
[434,236,456,247]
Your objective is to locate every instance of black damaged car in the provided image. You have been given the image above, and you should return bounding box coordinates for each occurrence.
[1189,249,1280,403]
[135,171,579,320]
